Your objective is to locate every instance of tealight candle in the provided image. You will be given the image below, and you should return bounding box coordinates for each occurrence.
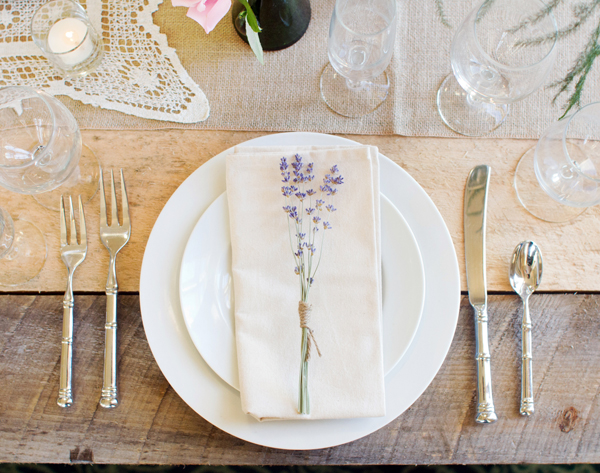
[47,18,94,66]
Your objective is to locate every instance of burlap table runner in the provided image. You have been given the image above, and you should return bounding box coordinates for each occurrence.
[63,0,600,138]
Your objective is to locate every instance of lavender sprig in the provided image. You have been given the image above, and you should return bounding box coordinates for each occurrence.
[280,155,343,415]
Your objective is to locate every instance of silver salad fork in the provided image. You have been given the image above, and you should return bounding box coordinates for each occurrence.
[99,169,131,408]
[58,195,87,408]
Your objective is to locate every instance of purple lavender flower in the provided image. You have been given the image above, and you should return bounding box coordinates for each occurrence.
[297,232,306,240]
[306,189,316,196]
[320,184,332,195]
[306,208,315,215]
[294,266,300,275]
[312,216,321,224]
[331,175,344,185]
[315,199,325,210]
[280,157,288,171]
[295,192,307,201]
[326,204,336,212]
[323,221,332,230]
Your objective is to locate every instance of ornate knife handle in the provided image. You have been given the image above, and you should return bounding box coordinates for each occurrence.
[58,297,74,408]
[473,304,497,423]
[520,296,534,416]
[100,256,118,408]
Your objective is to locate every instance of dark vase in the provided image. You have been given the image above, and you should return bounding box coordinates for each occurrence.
[232,0,311,51]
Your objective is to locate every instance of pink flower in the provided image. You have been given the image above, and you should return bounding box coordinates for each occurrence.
[172,0,232,34]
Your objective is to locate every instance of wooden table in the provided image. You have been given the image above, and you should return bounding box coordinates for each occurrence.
[1,130,599,464]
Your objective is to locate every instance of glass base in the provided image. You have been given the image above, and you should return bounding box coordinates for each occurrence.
[0,219,47,286]
[320,63,389,118]
[33,143,100,211]
[436,74,508,137]
[514,147,587,222]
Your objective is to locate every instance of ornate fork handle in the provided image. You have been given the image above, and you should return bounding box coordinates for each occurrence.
[58,271,75,408]
[101,253,119,408]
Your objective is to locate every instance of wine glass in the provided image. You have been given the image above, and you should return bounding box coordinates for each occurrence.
[0,206,46,286]
[0,86,99,210]
[319,0,396,118]
[436,0,558,136]
[514,102,600,222]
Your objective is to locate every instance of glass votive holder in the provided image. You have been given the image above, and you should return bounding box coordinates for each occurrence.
[31,0,104,78]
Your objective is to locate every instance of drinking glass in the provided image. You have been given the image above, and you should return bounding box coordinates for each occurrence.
[320,0,396,118]
[514,102,600,222]
[437,0,557,136]
[0,86,99,211]
[31,0,104,78]
[0,206,46,286]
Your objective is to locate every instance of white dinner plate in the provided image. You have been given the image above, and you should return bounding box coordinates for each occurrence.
[140,132,460,450]
[178,191,426,390]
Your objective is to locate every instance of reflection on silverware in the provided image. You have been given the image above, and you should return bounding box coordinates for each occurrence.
[58,195,87,408]
[510,240,543,416]
[99,168,131,409]
[464,165,497,424]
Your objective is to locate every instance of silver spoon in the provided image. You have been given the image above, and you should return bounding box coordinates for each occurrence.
[509,241,543,416]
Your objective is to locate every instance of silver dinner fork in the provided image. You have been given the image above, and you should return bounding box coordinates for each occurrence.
[58,195,87,408]
[99,169,131,408]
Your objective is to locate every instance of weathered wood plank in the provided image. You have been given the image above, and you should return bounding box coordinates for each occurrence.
[0,130,599,293]
[1,293,599,464]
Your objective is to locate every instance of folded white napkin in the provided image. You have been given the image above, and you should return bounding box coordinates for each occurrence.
[226,145,385,421]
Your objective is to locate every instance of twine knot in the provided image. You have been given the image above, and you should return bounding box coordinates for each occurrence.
[298,301,322,361]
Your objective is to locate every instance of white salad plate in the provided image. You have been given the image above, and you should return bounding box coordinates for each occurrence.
[178,191,426,390]
[140,132,460,450]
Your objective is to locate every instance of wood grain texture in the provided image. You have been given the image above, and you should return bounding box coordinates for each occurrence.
[0,130,599,293]
[1,293,600,464]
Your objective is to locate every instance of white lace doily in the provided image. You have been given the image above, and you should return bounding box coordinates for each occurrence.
[0,0,210,123]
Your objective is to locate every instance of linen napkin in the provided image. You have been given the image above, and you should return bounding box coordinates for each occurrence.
[226,145,385,421]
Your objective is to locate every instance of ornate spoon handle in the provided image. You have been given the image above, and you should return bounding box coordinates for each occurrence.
[520,296,534,415]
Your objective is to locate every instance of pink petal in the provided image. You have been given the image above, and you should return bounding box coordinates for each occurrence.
[187,0,231,34]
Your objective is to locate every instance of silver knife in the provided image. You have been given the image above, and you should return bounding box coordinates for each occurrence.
[464,165,498,424]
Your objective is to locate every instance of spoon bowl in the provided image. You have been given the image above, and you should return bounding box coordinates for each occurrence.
[510,241,543,298]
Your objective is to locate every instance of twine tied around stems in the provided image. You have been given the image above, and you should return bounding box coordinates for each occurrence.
[298,301,322,361]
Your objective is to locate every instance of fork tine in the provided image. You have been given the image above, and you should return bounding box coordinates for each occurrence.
[110,169,119,227]
[69,196,77,246]
[100,167,107,228]
[60,196,67,247]
[78,195,86,247]
[120,169,130,228]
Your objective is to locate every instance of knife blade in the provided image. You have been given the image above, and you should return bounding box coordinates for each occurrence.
[464,164,497,424]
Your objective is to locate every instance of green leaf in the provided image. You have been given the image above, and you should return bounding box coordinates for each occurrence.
[238,0,262,32]
[245,16,264,64]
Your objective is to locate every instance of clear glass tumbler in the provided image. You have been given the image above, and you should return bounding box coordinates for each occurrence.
[514,102,600,222]
[31,0,104,78]
[320,0,396,118]
[437,0,557,136]
[0,86,99,210]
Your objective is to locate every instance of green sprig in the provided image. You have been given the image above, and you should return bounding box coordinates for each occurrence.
[435,0,600,119]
